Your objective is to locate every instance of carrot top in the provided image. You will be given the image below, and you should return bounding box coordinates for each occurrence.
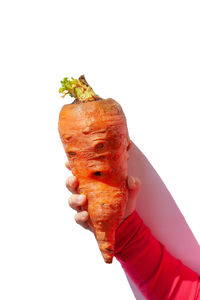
[59,75,99,102]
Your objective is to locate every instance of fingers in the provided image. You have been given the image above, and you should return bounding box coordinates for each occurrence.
[66,176,79,194]
[65,165,91,232]
[74,211,91,230]
[127,176,141,191]
[68,192,91,231]
[69,194,91,231]
[65,161,71,170]
[65,161,79,194]
[68,194,87,211]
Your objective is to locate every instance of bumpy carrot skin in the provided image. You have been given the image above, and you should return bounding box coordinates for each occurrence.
[58,76,131,263]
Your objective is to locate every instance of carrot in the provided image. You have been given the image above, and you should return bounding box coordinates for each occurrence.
[58,75,131,263]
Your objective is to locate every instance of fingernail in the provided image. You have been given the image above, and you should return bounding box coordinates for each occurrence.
[80,211,88,220]
[78,194,86,203]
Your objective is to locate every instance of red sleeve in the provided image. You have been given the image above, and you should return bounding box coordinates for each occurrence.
[114,211,200,300]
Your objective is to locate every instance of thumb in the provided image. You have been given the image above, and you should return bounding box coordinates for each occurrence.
[127,176,141,191]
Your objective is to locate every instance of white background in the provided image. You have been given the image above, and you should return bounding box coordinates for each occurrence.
[0,1,200,299]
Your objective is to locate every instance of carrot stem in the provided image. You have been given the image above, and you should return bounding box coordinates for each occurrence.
[59,75,99,102]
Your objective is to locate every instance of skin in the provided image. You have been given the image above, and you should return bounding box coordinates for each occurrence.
[65,155,141,233]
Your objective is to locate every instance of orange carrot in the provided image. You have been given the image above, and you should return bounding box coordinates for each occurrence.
[58,75,131,263]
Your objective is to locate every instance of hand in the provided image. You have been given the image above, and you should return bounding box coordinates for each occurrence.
[65,161,141,232]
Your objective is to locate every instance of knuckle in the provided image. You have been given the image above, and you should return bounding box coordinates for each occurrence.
[136,178,141,187]
[68,198,73,208]
[68,195,75,207]
[65,178,70,189]
[74,213,81,224]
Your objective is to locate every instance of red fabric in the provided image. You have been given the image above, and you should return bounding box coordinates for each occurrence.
[114,211,200,300]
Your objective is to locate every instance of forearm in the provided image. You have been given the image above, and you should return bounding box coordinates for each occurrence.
[114,211,200,300]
